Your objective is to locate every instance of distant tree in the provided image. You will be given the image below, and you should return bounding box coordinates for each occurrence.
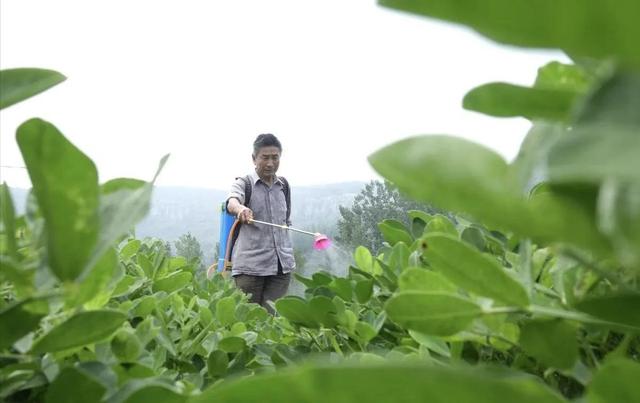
[164,241,172,257]
[336,180,441,253]
[174,232,204,267]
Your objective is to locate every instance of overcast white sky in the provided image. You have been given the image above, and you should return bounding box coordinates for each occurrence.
[1,0,566,190]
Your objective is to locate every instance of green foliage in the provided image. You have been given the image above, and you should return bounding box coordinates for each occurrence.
[386,292,482,336]
[31,310,127,353]
[518,320,578,370]
[378,0,640,68]
[45,367,106,403]
[587,359,640,403]
[0,301,45,350]
[17,118,100,282]
[463,82,580,121]
[0,68,66,110]
[423,233,529,307]
[3,1,640,401]
[193,363,567,403]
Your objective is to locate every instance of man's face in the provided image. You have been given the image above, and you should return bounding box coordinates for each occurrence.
[253,146,281,179]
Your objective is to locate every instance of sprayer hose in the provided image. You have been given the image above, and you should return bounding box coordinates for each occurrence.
[223,219,241,270]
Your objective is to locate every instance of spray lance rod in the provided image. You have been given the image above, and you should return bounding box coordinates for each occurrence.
[249,219,317,236]
[248,219,332,250]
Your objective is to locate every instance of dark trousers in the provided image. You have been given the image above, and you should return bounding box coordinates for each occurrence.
[233,261,290,314]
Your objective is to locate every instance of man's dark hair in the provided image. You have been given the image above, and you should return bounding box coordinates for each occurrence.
[253,133,282,156]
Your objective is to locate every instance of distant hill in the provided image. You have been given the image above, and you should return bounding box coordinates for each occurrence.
[7,182,365,268]
[137,182,363,266]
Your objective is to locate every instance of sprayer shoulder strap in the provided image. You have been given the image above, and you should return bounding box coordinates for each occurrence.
[242,175,252,207]
[280,176,291,223]
[238,175,290,221]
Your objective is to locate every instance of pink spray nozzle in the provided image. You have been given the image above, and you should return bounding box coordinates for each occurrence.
[313,234,332,250]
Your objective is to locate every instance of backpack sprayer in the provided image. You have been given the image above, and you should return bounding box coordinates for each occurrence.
[207,202,331,278]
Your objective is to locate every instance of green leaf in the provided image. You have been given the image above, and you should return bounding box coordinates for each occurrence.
[463,82,579,121]
[102,178,146,194]
[112,275,144,298]
[425,214,457,236]
[17,118,99,281]
[408,210,432,238]
[575,294,640,328]
[519,319,577,370]
[108,379,186,403]
[45,366,106,403]
[510,122,565,193]
[573,70,640,127]
[385,291,482,336]
[0,300,44,349]
[378,219,413,246]
[398,267,457,293]
[311,271,333,286]
[191,363,566,403]
[547,125,640,184]
[137,254,155,278]
[534,61,591,92]
[408,210,433,237]
[587,359,640,403]
[389,242,411,272]
[369,136,517,232]
[0,68,66,109]
[132,296,156,317]
[376,258,398,288]
[354,246,373,272]
[354,279,374,303]
[341,310,359,334]
[308,296,337,327]
[378,0,640,69]
[409,330,451,357]
[547,72,640,184]
[65,248,118,308]
[293,273,316,289]
[355,322,378,344]
[369,135,610,256]
[218,336,246,353]
[275,297,315,328]
[527,185,611,256]
[460,226,486,251]
[120,239,142,261]
[207,350,229,377]
[329,278,353,301]
[110,329,142,362]
[31,310,126,353]
[93,156,168,273]
[598,181,640,268]
[0,183,18,260]
[408,210,433,224]
[153,271,192,294]
[0,256,33,296]
[169,256,188,271]
[216,296,237,327]
[230,321,247,337]
[423,234,529,307]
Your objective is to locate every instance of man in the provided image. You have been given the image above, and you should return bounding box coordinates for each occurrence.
[226,133,295,313]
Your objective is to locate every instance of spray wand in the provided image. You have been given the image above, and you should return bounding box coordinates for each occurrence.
[249,219,332,250]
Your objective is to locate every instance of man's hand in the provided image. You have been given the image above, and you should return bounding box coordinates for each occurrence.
[228,198,254,224]
[237,206,253,224]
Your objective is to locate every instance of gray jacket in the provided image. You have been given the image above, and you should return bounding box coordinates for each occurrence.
[227,172,296,276]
